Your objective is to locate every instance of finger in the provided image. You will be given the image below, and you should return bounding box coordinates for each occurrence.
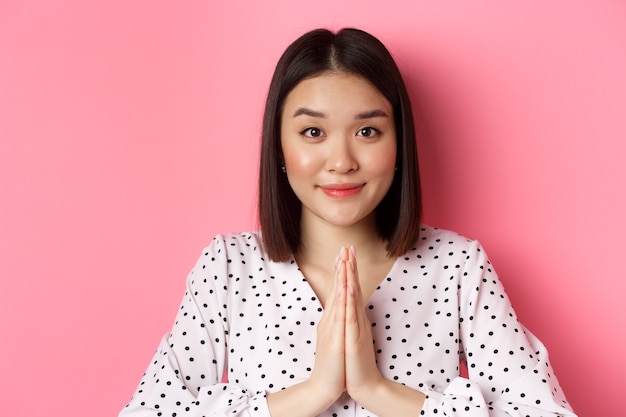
[311,261,347,399]
[339,245,349,268]
[324,247,345,311]
[347,247,368,331]
[336,257,347,325]
[338,246,349,305]
[331,253,349,326]
[348,246,359,291]
[347,247,362,306]
[345,256,359,342]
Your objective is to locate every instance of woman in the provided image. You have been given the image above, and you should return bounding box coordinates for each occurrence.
[120,28,576,416]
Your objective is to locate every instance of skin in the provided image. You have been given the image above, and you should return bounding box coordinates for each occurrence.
[280,72,397,233]
[267,72,426,417]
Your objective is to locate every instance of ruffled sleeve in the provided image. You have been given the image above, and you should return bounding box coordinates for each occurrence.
[119,235,272,417]
[419,240,576,416]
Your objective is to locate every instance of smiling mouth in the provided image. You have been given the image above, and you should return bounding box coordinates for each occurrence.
[319,184,364,198]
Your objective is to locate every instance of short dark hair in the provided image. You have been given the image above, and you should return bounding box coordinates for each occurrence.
[259,28,422,262]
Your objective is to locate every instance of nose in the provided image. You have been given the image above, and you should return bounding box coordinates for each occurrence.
[326,136,358,174]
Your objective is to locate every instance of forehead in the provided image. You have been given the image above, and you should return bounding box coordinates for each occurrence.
[282,72,392,116]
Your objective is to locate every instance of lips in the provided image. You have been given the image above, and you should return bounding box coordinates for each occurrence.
[319,183,364,198]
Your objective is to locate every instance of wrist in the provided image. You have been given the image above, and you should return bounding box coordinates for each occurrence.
[267,379,338,417]
[306,377,344,409]
[350,378,426,417]
[346,374,384,407]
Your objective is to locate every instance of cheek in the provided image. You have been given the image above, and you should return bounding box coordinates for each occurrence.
[366,144,397,174]
[282,146,317,175]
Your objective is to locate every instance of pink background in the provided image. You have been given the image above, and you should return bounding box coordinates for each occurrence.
[1,1,624,416]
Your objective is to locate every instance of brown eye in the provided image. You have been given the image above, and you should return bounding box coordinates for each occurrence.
[301,127,323,138]
[357,127,379,137]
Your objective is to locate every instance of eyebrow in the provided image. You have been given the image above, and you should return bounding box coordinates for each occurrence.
[292,107,326,118]
[355,109,389,120]
[291,107,389,120]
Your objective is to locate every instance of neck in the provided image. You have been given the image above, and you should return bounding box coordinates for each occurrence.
[296,213,390,271]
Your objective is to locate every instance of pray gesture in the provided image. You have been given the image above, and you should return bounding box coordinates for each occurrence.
[268,247,425,417]
[342,247,384,400]
[309,247,383,405]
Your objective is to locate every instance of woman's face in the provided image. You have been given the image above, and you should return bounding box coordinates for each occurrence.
[280,72,397,230]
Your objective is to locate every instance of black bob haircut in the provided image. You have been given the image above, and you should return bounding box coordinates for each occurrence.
[258,28,422,262]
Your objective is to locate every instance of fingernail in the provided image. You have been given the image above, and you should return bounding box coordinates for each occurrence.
[350,246,356,257]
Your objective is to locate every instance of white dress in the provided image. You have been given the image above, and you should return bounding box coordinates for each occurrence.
[120,225,576,416]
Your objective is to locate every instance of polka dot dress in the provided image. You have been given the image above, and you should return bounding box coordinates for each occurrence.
[120,225,576,416]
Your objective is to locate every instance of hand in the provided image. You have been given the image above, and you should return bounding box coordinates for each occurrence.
[268,247,424,417]
[343,247,384,401]
[307,248,349,404]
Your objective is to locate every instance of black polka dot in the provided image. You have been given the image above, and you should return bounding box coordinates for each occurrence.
[121,227,574,417]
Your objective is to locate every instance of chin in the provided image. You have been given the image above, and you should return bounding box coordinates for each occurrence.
[324,214,372,229]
